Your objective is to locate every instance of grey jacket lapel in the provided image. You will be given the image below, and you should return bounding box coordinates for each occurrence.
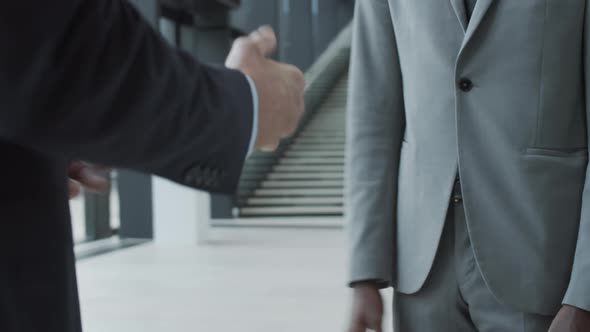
[450,0,496,50]
[461,0,495,49]
[450,0,469,32]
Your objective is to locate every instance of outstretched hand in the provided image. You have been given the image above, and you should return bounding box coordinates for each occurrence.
[225,26,305,151]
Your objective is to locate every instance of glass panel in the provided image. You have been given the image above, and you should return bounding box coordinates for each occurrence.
[70,195,86,243]
[110,171,120,232]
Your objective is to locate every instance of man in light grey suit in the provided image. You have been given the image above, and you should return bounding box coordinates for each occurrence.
[346,0,590,331]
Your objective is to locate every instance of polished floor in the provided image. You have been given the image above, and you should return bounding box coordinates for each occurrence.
[76,227,393,332]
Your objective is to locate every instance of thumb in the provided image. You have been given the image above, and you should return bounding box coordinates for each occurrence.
[249,25,277,57]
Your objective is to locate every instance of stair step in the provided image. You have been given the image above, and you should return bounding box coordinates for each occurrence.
[306,116,345,120]
[303,126,344,130]
[288,146,345,152]
[310,117,345,121]
[306,117,345,122]
[296,138,344,142]
[295,136,345,140]
[268,173,343,180]
[273,165,344,172]
[290,141,345,146]
[245,197,343,206]
[297,128,344,133]
[240,206,344,216]
[261,180,343,188]
[253,188,343,196]
[244,158,278,165]
[298,132,345,137]
[301,124,345,128]
[292,139,345,144]
[309,111,345,116]
[239,174,268,181]
[303,120,345,124]
[315,107,345,111]
[279,158,344,165]
[284,150,345,157]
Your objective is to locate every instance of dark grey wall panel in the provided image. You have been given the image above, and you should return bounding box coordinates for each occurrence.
[312,0,339,57]
[116,0,160,239]
[84,191,112,241]
[118,170,153,239]
[278,0,314,71]
[336,0,355,30]
[230,0,279,35]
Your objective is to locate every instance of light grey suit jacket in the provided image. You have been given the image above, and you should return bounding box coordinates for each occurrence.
[346,0,590,315]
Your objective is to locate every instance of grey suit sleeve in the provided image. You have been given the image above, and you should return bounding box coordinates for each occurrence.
[346,0,405,287]
[563,0,590,312]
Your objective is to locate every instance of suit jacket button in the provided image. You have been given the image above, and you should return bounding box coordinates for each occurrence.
[458,78,474,92]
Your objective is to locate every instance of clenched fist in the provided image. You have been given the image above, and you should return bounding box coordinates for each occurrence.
[225,26,305,151]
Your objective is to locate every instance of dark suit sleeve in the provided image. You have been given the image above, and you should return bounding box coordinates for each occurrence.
[0,0,254,193]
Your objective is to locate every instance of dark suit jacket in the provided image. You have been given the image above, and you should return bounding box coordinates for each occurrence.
[0,1,253,331]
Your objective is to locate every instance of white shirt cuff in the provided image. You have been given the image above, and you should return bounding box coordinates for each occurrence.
[244,75,258,156]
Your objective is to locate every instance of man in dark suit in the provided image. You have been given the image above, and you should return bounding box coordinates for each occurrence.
[0,1,304,331]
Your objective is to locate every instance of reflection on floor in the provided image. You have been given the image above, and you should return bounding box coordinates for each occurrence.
[76,227,393,332]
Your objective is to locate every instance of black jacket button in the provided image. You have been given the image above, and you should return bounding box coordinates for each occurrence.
[458,78,474,92]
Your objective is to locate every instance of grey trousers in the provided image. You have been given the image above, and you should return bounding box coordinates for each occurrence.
[393,183,555,332]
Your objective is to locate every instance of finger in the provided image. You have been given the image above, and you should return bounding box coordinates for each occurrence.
[250,25,277,57]
[69,162,111,176]
[68,180,82,199]
[75,167,110,193]
[68,161,86,177]
[259,141,280,152]
[68,162,111,193]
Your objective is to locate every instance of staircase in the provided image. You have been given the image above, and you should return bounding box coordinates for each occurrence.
[237,74,348,218]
